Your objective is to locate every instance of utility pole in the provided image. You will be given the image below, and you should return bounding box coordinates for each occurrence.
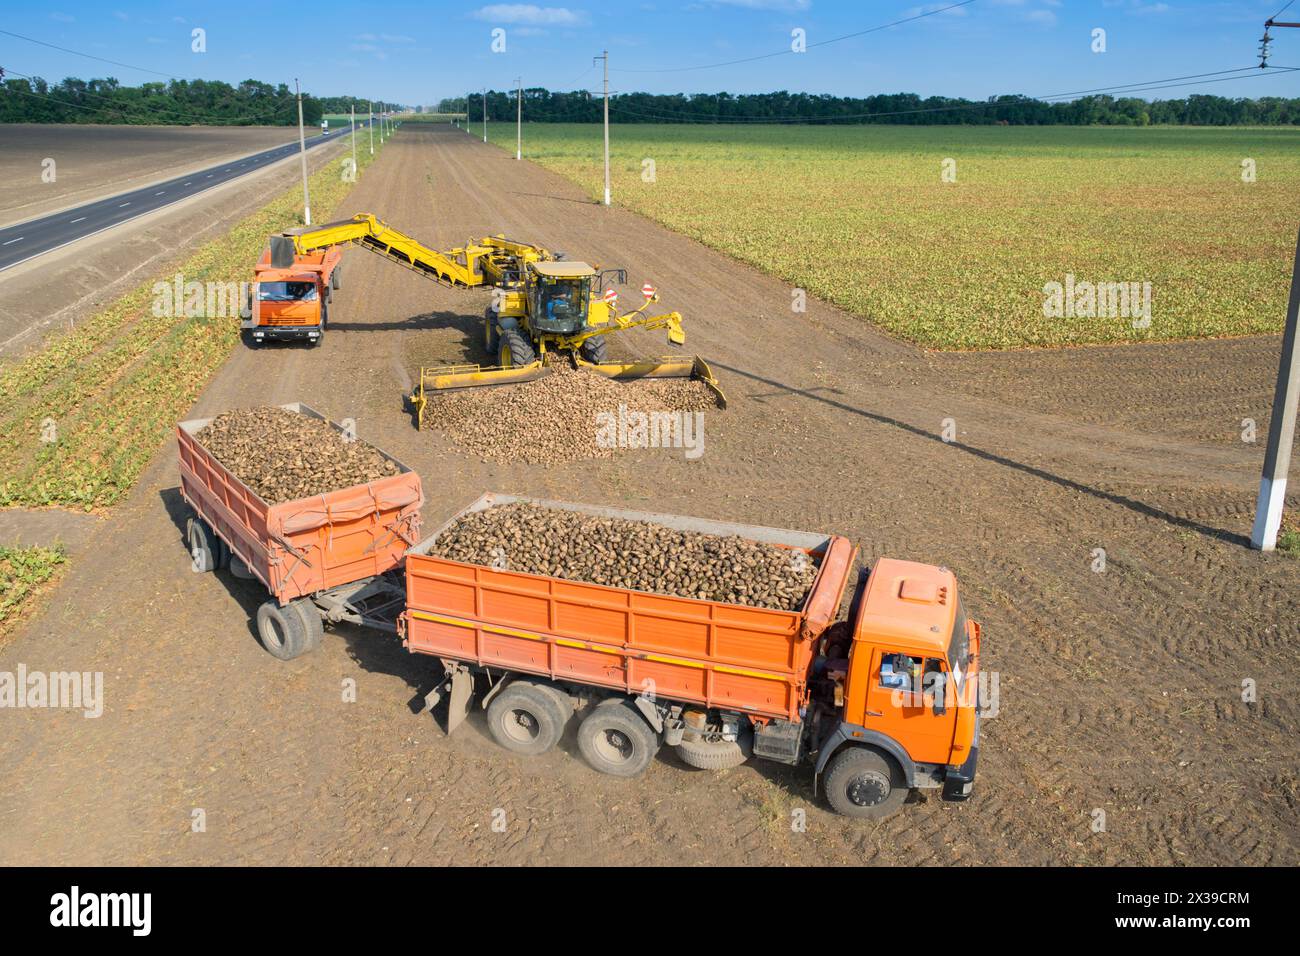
[594,50,610,205]
[1250,17,1300,550]
[516,77,522,160]
[350,103,357,177]
[368,100,374,155]
[1251,227,1300,550]
[295,78,311,225]
[482,87,488,143]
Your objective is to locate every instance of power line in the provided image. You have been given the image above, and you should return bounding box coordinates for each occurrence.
[610,0,978,74]
[0,27,180,80]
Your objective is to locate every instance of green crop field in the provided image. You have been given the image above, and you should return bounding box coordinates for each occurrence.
[490,123,1300,349]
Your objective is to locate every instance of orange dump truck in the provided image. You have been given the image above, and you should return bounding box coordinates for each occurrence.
[178,403,422,659]
[242,243,342,346]
[398,494,982,818]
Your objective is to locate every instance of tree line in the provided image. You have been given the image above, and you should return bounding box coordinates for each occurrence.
[439,88,1300,126]
[0,74,391,125]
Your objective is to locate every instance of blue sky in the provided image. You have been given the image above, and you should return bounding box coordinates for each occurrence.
[3,1,1298,107]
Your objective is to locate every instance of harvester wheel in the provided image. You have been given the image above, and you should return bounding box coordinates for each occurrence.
[486,683,566,756]
[255,598,320,661]
[579,335,608,364]
[186,517,220,573]
[823,747,908,820]
[497,328,535,369]
[675,730,754,771]
[483,308,500,356]
[577,699,660,778]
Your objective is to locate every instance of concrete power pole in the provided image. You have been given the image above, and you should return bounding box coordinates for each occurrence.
[369,101,374,155]
[594,51,610,206]
[516,77,522,160]
[350,103,356,177]
[482,88,488,143]
[295,78,311,225]
[1251,226,1300,550]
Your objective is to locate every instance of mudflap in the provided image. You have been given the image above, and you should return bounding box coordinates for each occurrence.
[446,665,475,736]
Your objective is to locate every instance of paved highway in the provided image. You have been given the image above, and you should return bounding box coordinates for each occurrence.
[0,120,374,272]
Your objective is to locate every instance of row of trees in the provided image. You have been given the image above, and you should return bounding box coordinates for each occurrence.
[439,89,1300,126]
[0,75,361,125]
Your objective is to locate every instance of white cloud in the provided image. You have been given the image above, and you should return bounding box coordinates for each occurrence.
[712,0,811,9]
[50,12,74,22]
[471,4,587,25]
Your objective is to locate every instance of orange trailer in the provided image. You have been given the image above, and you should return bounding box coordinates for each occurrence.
[178,403,422,659]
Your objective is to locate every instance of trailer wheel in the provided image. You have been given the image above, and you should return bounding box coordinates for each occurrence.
[823,747,908,820]
[497,328,535,369]
[255,598,319,661]
[675,730,754,771]
[577,699,660,778]
[486,683,565,756]
[579,335,608,364]
[186,517,220,573]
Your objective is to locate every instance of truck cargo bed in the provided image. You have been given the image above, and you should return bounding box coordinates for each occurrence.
[178,403,423,604]
[401,493,856,722]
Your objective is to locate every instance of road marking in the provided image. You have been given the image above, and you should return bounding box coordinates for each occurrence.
[2,237,23,245]
[184,181,192,185]
[70,217,86,224]
[118,202,130,207]
[206,174,213,178]
[155,190,165,195]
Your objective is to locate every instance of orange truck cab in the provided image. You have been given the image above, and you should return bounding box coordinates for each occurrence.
[812,558,981,816]
[244,246,342,346]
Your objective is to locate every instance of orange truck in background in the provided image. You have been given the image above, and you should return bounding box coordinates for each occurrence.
[242,244,342,346]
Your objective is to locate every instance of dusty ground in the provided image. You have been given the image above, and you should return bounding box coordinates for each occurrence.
[0,126,350,357]
[0,124,317,227]
[0,125,1295,866]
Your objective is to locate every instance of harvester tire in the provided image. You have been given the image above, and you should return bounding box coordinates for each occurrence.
[823,746,907,820]
[675,730,754,771]
[577,699,660,778]
[486,683,566,756]
[579,335,608,364]
[497,328,535,369]
[186,517,220,573]
[483,308,500,356]
[256,598,320,661]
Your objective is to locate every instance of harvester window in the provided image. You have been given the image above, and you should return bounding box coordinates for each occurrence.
[540,280,589,325]
[257,281,318,302]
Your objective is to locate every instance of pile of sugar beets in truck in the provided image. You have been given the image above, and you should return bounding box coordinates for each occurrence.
[177,405,982,819]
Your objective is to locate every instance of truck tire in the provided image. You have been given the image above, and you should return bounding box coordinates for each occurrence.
[256,598,320,661]
[675,730,754,771]
[497,328,535,369]
[483,308,500,356]
[186,516,220,573]
[577,699,660,778]
[823,747,908,820]
[486,683,566,756]
[331,266,342,291]
[579,335,608,364]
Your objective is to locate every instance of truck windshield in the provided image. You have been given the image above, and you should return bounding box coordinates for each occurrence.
[258,281,317,302]
[948,600,969,677]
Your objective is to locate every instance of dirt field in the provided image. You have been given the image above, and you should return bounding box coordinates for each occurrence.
[0,124,315,228]
[0,125,1295,866]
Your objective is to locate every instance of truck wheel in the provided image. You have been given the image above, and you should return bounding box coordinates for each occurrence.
[497,328,535,369]
[579,335,608,364]
[483,308,500,356]
[186,517,220,573]
[577,699,660,778]
[823,747,908,820]
[256,598,320,661]
[331,266,342,291]
[486,683,565,756]
[675,730,754,771]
